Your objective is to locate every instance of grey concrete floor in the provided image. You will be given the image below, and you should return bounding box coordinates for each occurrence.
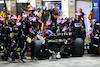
[0,54,100,67]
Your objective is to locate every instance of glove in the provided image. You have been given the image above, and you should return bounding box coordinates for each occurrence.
[26,37,32,43]
[10,32,14,38]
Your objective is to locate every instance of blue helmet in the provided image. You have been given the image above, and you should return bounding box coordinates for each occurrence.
[44,6,47,8]
[43,6,47,10]
[37,6,40,9]
[39,6,43,9]
[52,6,56,9]
[44,30,53,34]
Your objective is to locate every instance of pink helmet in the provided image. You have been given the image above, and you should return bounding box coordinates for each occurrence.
[30,17,36,21]
[28,17,32,21]
[11,15,17,19]
[0,17,4,21]
[62,28,68,32]
[22,13,28,18]
[92,19,97,22]
[17,17,21,20]
[61,19,67,24]
[29,7,34,11]
[58,19,62,24]
[16,22,21,26]
[46,21,52,26]
[75,12,82,16]
[38,20,42,23]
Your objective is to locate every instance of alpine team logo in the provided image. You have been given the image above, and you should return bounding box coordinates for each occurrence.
[93,2,99,12]
[94,2,98,6]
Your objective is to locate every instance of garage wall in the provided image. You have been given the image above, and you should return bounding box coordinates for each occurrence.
[76,1,92,33]
[17,3,30,15]
[0,4,4,13]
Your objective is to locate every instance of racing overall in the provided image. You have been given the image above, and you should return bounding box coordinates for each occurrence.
[8,20,20,61]
[73,17,85,40]
[3,24,11,60]
[50,10,59,33]
[18,21,28,62]
[0,21,4,51]
[0,21,8,60]
[30,26,36,59]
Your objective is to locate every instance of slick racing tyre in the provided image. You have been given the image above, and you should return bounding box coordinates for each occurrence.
[72,38,84,57]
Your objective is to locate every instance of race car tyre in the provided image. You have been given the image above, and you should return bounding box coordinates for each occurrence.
[72,38,84,57]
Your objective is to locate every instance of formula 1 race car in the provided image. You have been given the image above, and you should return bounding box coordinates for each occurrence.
[43,17,84,60]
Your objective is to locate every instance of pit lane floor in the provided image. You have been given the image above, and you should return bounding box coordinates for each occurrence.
[0,54,100,67]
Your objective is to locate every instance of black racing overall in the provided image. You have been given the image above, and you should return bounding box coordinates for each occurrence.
[73,18,85,40]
